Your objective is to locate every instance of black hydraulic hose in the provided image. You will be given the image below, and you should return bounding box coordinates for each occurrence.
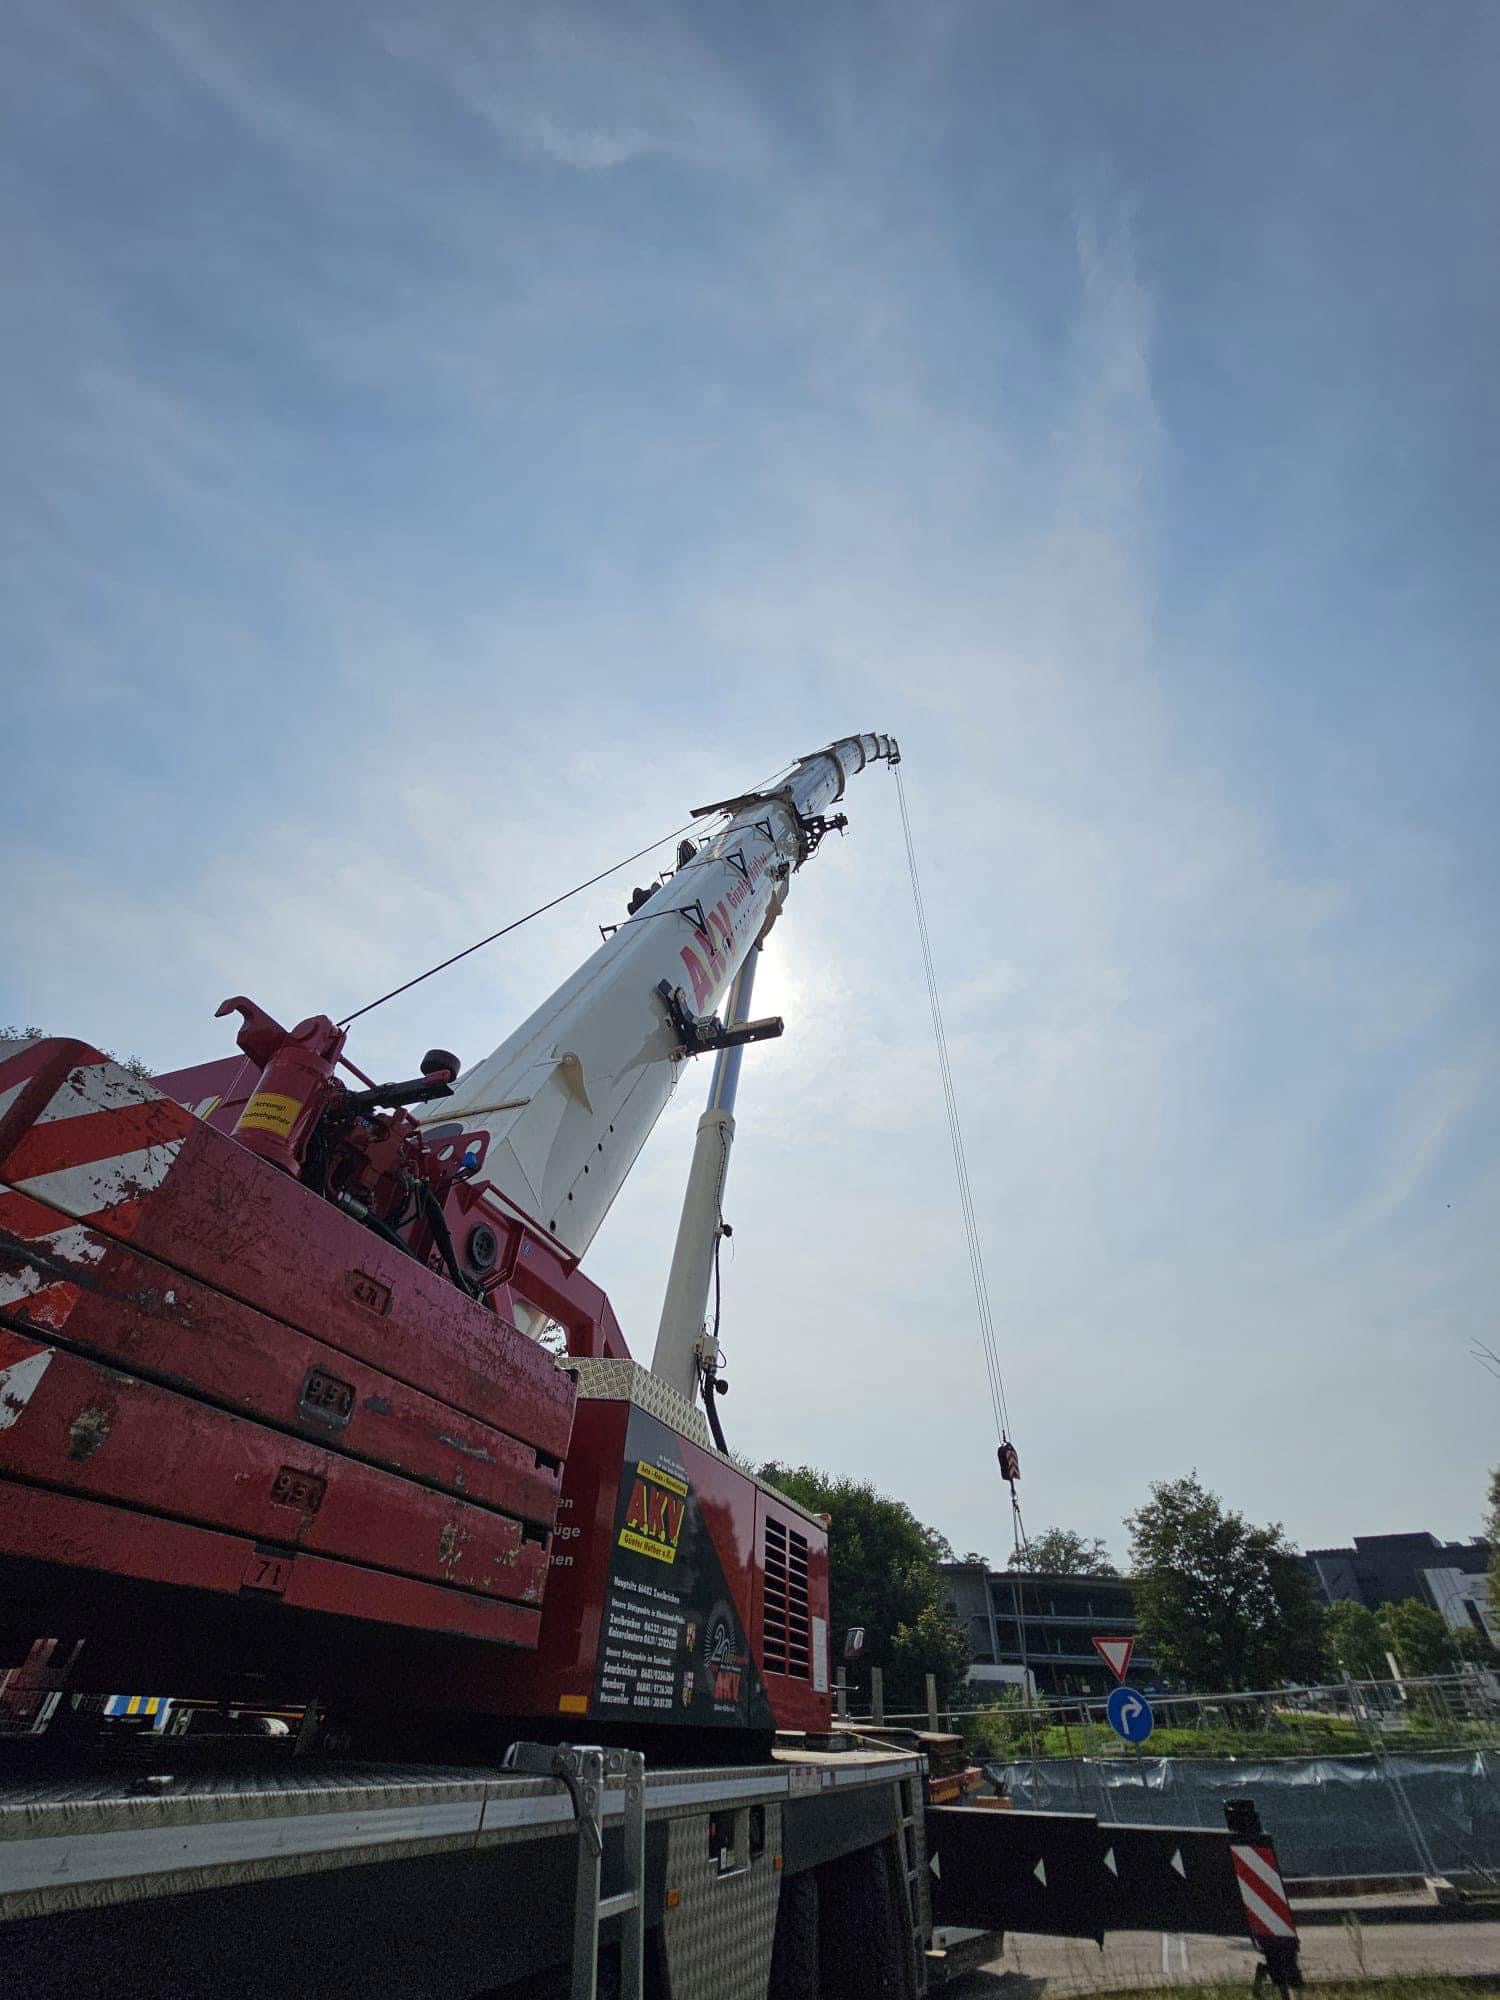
[702,1371,729,1455]
[700,1229,730,1453]
[335,1192,420,1259]
[420,1184,481,1300]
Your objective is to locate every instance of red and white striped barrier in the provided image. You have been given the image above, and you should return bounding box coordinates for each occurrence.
[1230,1840,1297,1942]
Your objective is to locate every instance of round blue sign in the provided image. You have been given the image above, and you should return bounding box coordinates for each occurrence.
[1105,1684,1154,1744]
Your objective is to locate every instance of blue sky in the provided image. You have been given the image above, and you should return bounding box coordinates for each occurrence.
[4,0,1496,1567]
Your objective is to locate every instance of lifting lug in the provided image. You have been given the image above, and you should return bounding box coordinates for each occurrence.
[795,809,848,860]
[655,980,784,1058]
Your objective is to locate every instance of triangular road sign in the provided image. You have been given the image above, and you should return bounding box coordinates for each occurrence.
[1092,1635,1134,1681]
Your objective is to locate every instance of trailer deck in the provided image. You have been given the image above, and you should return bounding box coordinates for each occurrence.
[0,1740,930,2000]
[0,1743,924,1921]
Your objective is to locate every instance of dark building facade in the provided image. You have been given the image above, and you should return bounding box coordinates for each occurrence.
[941,1563,1155,1699]
[1304,1531,1494,1643]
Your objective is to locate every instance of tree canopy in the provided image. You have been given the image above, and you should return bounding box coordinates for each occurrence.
[1380,1598,1457,1677]
[1007,1527,1117,1576]
[1322,1595,1483,1680]
[757,1463,970,1709]
[1325,1599,1389,1680]
[1454,1625,1500,1668]
[1125,1473,1326,1691]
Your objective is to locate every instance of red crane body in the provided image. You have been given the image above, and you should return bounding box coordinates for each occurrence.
[0,738,900,1750]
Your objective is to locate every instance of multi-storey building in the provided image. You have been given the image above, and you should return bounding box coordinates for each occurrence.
[941,1561,1155,1699]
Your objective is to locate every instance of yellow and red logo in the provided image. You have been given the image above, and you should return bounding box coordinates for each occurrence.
[618,1460,688,1565]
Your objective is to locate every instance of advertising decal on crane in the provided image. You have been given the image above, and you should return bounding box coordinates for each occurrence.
[592,1404,772,1730]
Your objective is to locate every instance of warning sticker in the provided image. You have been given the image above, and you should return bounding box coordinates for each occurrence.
[238,1092,302,1139]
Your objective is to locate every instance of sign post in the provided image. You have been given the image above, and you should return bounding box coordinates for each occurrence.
[1105,1684,1155,1801]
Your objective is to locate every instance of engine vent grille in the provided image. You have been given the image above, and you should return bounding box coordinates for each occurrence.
[762,1516,811,1679]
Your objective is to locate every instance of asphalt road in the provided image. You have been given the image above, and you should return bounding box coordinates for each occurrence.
[956,1919,1500,1993]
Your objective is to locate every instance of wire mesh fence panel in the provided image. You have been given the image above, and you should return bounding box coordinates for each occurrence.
[857,1673,1500,1760]
[848,1674,1500,1881]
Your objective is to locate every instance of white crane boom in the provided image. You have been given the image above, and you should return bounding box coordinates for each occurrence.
[419,736,898,1310]
[650,943,761,1406]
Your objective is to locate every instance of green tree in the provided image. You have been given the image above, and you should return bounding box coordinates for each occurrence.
[1125,1473,1327,1691]
[1454,1625,1500,1669]
[1326,1600,1390,1680]
[888,1605,975,1712]
[757,1464,970,1708]
[1380,1598,1457,1676]
[1008,1527,1117,1576]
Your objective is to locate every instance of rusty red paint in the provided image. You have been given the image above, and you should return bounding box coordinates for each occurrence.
[0,1213,563,1526]
[0,1056,574,1459]
[0,1341,548,1606]
[372,1397,833,1736]
[0,1480,541,1650]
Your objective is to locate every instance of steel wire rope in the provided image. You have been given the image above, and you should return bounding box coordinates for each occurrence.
[903,828,1006,1432]
[337,813,725,1027]
[893,764,1013,1446]
[895,762,1040,1772]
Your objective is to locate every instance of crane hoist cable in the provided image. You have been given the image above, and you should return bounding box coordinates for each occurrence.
[898,762,1037,1764]
[894,763,1026,1528]
[337,812,723,1027]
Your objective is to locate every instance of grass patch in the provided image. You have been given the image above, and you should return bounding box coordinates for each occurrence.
[962,1709,1499,1764]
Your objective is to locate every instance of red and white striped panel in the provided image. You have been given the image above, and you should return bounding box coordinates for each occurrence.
[0,1326,54,1432]
[1231,1841,1296,1940]
[0,1042,193,1271]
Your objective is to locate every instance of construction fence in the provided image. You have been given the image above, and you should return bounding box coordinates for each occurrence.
[850,1673,1500,1882]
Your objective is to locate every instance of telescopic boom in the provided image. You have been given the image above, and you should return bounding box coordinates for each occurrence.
[420,735,899,1312]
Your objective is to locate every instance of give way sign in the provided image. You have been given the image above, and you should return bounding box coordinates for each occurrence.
[1092,1635,1134,1681]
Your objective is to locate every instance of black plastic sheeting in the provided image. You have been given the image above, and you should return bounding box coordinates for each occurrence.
[987,1751,1500,1880]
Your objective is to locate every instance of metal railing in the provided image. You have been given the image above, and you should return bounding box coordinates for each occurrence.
[838,1669,1500,1884]
[840,1670,1500,1755]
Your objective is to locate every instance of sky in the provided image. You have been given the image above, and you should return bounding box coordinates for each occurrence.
[3,0,1497,1571]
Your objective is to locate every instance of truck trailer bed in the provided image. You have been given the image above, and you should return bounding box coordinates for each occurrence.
[0,1742,930,2000]
[0,1744,924,1923]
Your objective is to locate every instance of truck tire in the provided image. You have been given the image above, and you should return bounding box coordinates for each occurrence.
[814,1839,916,2000]
[767,1869,819,2000]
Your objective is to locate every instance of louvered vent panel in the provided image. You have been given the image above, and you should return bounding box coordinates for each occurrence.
[762,1515,811,1678]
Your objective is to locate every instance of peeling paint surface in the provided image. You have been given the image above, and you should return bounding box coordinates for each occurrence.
[0,1344,52,1430]
[67,1404,113,1460]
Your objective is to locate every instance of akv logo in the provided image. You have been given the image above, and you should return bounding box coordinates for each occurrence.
[706,1606,745,1705]
[618,1459,688,1566]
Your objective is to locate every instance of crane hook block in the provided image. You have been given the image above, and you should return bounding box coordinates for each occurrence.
[997,1440,1021,1483]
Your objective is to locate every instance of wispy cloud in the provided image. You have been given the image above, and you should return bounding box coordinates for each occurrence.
[4,0,1495,1560]
[377,1,769,173]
